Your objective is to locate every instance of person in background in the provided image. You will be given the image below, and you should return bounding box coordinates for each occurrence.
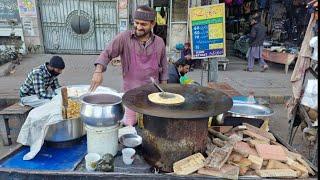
[168,58,190,84]
[180,42,194,70]
[244,14,269,72]
[19,56,65,107]
[89,5,168,126]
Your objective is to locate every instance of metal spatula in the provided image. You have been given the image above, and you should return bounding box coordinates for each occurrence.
[150,77,175,99]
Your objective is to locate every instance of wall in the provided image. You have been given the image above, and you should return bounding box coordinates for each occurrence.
[17,0,43,53]
[119,0,129,32]
[0,0,26,54]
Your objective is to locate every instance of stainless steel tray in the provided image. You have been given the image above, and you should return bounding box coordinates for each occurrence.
[228,103,274,117]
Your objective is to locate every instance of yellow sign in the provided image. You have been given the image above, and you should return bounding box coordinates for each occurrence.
[189,3,226,58]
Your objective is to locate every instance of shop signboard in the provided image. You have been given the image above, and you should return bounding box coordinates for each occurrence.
[189,3,226,58]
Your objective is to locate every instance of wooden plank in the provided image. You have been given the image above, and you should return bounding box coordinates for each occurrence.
[266,160,290,169]
[173,153,205,175]
[256,169,300,178]
[198,165,239,180]
[271,131,318,173]
[286,158,308,174]
[255,144,288,161]
[248,155,263,170]
[243,123,276,141]
[243,130,270,143]
[296,157,316,176]
[0,103,32,115]
[205,143,233,170]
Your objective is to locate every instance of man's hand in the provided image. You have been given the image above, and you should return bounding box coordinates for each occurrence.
[185,55,191,60]
[89,64,104,92]
[89,72,103,92]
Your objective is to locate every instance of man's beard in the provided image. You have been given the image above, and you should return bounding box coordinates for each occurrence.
[49,69,60,77]
[134,27,151,37]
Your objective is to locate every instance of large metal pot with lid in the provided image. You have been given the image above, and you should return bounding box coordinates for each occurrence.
[80,93,124,127]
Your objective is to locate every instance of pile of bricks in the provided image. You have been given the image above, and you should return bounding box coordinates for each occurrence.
[172,122,316,179]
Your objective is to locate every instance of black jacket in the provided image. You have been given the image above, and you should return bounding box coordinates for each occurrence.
[249,23,267,47]
[168,64,180,84]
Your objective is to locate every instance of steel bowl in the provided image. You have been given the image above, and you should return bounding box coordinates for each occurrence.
[80,93,124,127]
[228,103,274,118]
[45,117,86,142]
[119,134,142,148]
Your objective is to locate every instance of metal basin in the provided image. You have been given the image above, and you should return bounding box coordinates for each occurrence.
[45,117,85,142]
[228,103,274,118]
[80,93,124,127]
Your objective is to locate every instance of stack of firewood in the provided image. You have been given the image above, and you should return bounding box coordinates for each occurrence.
[173,122,316,179]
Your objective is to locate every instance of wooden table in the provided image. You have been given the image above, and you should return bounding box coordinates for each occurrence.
[0,103,32,145]
[262,49,297,74]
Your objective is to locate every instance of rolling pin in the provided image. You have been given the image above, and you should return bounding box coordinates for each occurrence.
[61,87,68,119]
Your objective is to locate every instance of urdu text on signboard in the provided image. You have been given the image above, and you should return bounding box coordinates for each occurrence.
[189,3,226,59]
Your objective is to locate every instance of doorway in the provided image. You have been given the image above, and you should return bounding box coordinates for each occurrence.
[152,1,169,45]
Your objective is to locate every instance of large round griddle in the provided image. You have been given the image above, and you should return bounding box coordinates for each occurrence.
[122,84,233,119]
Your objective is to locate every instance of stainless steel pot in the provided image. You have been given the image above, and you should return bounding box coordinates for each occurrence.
[45,117,86,142]
[80,93,124,127]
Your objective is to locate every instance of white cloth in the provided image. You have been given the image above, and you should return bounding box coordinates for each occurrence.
[17,85,120,160]
[17,94,63,160]
[20,95,50,108]
[309,36,318,61]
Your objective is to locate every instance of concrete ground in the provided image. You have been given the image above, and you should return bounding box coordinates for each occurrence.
[0,54,294,98]
[1,54,315,167]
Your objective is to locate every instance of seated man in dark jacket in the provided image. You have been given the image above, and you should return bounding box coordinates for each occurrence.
[19,56,65,107]
[168,58,190,84]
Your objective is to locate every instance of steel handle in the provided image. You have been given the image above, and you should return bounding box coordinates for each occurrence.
[150,77,164,93]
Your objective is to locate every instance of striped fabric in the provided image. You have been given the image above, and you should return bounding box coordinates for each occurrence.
[19,63,60,99]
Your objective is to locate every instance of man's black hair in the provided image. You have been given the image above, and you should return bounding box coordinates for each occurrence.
[174,58,189,67]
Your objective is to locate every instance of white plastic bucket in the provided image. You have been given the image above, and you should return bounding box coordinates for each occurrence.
[85,124,119,156]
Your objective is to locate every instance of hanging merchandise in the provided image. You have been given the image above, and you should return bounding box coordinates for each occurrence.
[258,0,268,9]
[235,0,244,6]
[225,0,233,6]
[253,0,259,11]
[244,2,251,14]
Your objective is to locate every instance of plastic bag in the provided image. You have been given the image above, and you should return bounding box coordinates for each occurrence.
[301,79,318,110]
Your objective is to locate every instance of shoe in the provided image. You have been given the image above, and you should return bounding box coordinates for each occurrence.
[243,68,253,72]
[260,65,269,72]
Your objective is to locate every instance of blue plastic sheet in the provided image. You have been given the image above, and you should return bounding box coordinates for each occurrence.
[0,138,87,171]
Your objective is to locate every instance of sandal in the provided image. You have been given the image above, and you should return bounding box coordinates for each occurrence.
[260,66,269,72]
[243,68,253,72]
